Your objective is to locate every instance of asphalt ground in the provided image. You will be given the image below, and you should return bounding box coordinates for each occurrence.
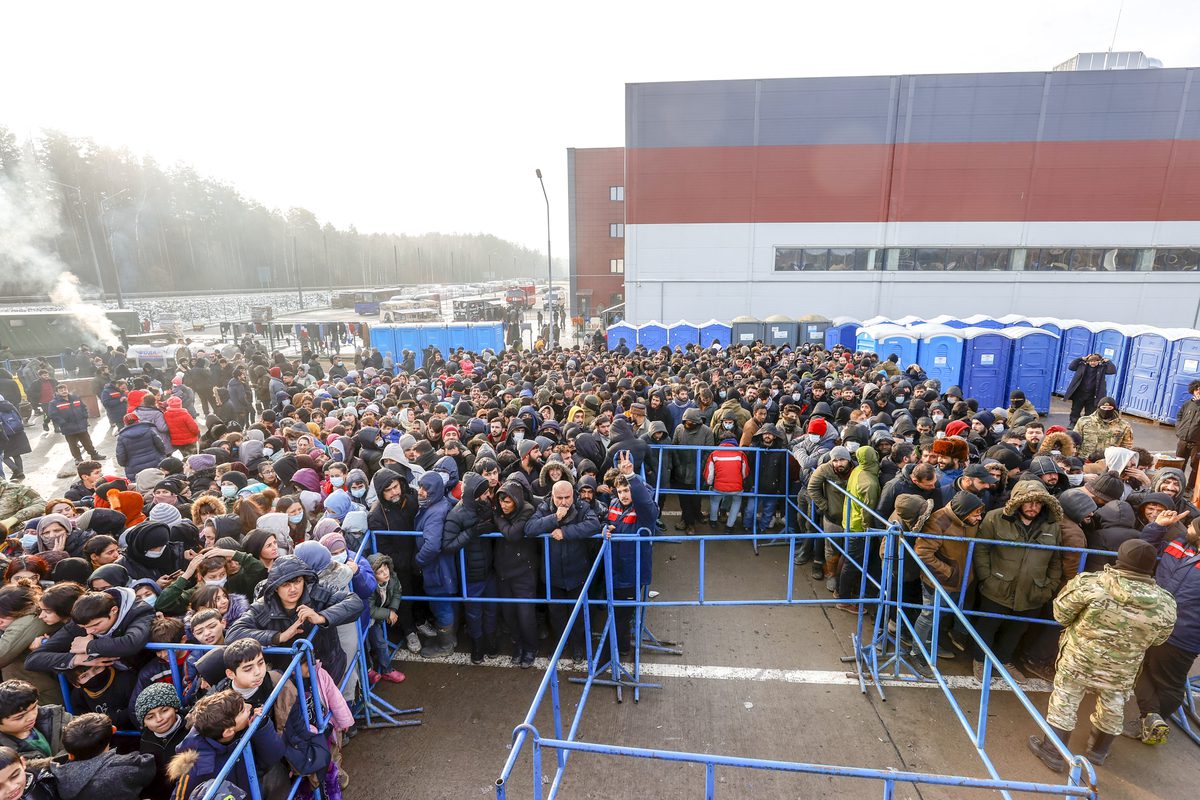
[12,400,1199,799]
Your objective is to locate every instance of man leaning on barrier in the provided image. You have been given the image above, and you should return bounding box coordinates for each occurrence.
[1027,539,1176,772]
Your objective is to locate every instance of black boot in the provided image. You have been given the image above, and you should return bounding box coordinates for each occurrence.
[420,626,456,658]
[1027,726,1073,773]
[484,634,500,657]
[470,637,484,664]
[1084,729,1116,766]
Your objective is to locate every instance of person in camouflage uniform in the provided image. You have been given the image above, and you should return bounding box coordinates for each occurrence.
[1028,538,1177,772]
[0,477,44,538]
[1072,396,1133,461]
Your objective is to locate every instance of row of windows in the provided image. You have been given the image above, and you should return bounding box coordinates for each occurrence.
[773,247,1200,272]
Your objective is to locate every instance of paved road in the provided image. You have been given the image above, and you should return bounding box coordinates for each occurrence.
[12,401,1198,798]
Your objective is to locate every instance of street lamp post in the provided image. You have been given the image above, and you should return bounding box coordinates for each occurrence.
[47,180,106,299]
[535,168,553,350]
[98,188,130,308]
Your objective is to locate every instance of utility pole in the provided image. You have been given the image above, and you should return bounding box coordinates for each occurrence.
[535,169,554,349]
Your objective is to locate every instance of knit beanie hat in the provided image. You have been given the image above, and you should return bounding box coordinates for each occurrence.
[806,417,827,436]
[187,453,217,473]
[319,531,347,554]
[1115,539,1157,575]
[134,682,182,727]
[1057,488,1098,524]
[1090,471,1125,502]
[148,503,183,526]
[948,490,985,522]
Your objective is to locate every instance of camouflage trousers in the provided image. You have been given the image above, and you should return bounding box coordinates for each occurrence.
[1046,671,1129,735]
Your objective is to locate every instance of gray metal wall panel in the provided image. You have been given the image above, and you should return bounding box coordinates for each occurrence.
[758,76,894,145]
[628,81,757,148]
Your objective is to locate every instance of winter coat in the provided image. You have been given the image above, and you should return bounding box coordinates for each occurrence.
[1052,565,1177,691]
[709,399,751,436]
[116,421,169,480]
[167,723,285,800]
[493,483,537,582]
[0,704,67,758]
[844,447,882,533]
[48,394,90,435]
[367,468,418,572]
[1084,500,1139,570]
[745,424,792,495]
[0,480,46,533]
[916,505,978,592]
[1064,357,1116,402]
[226,377,252,413]
[603,417,650,474]
[605,474,657,588]
[26,586,154,674]
[704,439,748,493]
[0,399,31,456]
[135,406,171,440]
[367,553,402,622]
[670,414,712,488]
[99,382,128,425]
[1073,411,1133,460]
[141,720,189,800]
[50,748,157,800]
[526,496,601,590]
[973,481,1064,612]
[0,613,59,702]
[876,464,946,523]
[1177,397,1200,445]
[163,406,200,446]
[806,460,850,526]
[225,555,364,682]
[1140,522,1200,652]
[442,472,496,583]
[412,471,456,593]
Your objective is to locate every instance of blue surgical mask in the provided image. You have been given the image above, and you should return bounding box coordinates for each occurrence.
[330,476,345,488]
[263,446,274,457]
[351,487,366,498]
[206,577,227,588]
[145,546,166,558]
[289,513,305,525]
[221,485,237,498]
[331,551,348,564]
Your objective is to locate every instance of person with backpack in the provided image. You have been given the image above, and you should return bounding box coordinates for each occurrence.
[0,395,29,481]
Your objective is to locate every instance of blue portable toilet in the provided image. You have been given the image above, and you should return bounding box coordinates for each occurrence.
[857,324,919,366]
[961,328,1013,410]
[824,318,859,350]
[445,322,471,353]
[764,315,800,347]
[466,322,503,353]
[915,325,965,388]
[698,319,731,349]
[731,316,765,346]
[1159,335,1200,422]
[371,325,397,370]
[667,320,700,350]
[1092,325,1133,402]
[797,314,831,346]
[418,323,449,365]
[1003,328,1060,414]
[1054,322,1096,395]
[637,321,669,351]
[1120,327,1178,420]
[961,314,1004,330]
[926,314,970,330]
[607,321,637,350]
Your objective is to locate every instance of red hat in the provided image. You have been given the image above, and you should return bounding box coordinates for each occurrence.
[1045,425,1067,435]
[944,419,970,438]
[166,396,182,408]
[442,423,460,438]
[269,367,282,378]
[807,417,828,436]
[123,412,140,425]
[171,376,183,386]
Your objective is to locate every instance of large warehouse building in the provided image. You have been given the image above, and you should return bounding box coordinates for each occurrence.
[582,64,1200,326]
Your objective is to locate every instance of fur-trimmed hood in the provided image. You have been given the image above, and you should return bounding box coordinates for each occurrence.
[1037,431,1076,458]
[1003,480,1063,521]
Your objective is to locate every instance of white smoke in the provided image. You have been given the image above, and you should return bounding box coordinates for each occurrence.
[0,158,120,347]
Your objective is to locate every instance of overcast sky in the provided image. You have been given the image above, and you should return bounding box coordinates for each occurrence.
[3,1,1197,258]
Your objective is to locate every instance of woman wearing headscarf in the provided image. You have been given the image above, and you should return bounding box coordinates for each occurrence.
[33,514,88,558]
[119,521,185,581]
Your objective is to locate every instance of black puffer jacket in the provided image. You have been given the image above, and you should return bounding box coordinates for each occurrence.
[493,480,537,581]
[226,555,364,682]
[603,417,650,474]
[442,472,495,583]
[367,468,419,571]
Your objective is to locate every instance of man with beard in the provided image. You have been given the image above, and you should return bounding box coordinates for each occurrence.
[802,446,854,586]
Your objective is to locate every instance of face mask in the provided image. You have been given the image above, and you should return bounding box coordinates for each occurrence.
[206,577,227,588]
[331,551,349,564]
[825,380,834,389]
[145,546,166,558]
[351,486,367,498]
[263,446,274,457]
[932,414,944,423]
[375,438,385,447]
[1067,473,1084,487]
[806,433,820,444]
[904,436,914,444]
[992,424,1005,434]
[512,431,524,442]
[331,476,345,488]
[722,421,734,430]
[792,393,801,402]
[718,391,727,400]
[1098,409,1115,420]
[846,442,860,453]
[221,485,237,498]
[289,513,305,525]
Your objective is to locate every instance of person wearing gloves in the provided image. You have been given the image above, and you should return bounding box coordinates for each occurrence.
[1027,539,1176,772]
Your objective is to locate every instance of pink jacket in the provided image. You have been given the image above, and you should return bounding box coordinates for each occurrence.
[312,662,354,732]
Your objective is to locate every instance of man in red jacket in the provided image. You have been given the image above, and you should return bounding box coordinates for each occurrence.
[163,396,200,455]
[704,437,749,530]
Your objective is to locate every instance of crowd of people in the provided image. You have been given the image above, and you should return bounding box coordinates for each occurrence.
[0,332,1194,796]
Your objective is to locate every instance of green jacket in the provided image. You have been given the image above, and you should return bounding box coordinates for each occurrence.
[154,552,266,615]
[1053,565,1177,691]
[0,481,44,533]
[0,614,60,703]
[806,460,849,525]
[973,480,1064,612]
[844,447,881,533]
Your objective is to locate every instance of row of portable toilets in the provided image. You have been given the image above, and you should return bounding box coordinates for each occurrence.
[606,314,1200,424]
[372,321,505,368]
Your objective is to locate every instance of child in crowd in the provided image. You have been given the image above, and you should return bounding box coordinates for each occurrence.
[167,689,285,800]
[136,683,189,800]
[0,680,69,759]
[128,617,190,722]
[366,553,406,684]
[49,712,156,800]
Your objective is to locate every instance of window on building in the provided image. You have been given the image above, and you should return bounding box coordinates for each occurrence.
[896,248,1013,271]
[610,186,624,201]
[610,223,624,238]
[610,259,624,274]
[1025,248,1138,272]
[774,247,873,271]
[1153,248,1200,271]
